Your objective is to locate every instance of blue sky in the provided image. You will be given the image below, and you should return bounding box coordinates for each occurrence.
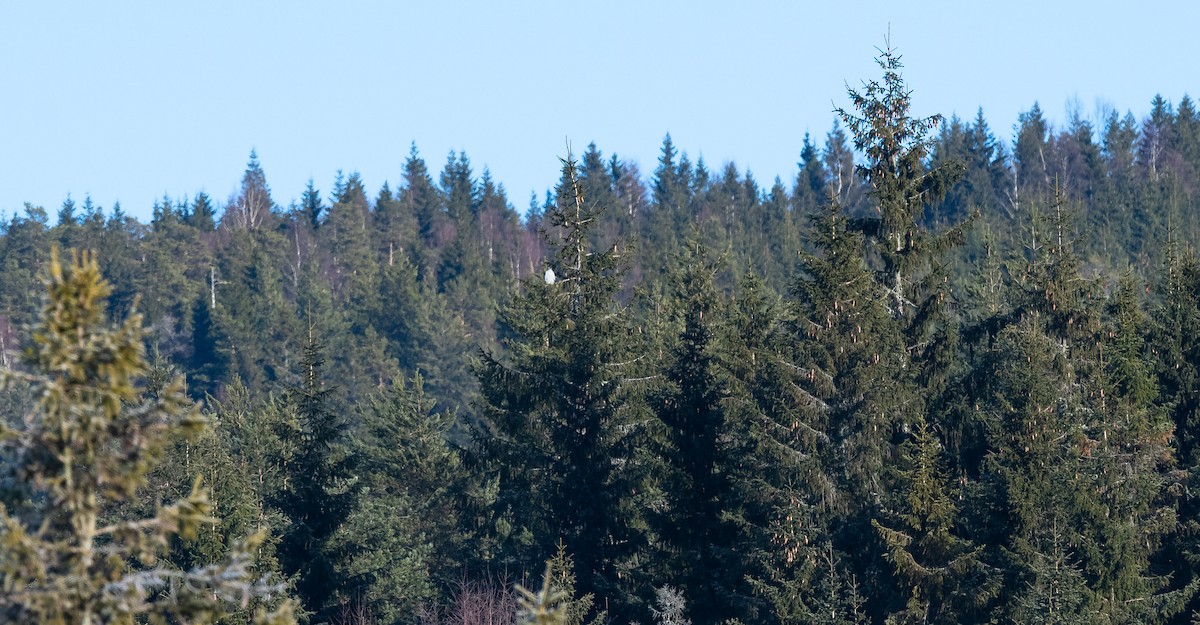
[1,1,1195,222]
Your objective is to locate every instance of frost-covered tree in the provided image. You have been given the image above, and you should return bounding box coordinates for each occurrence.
[0,249,292,625]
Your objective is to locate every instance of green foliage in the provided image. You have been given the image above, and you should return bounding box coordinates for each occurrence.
[3,44,1200,625]
[516,545,604,625]
[0,249,292,625]
[337,373,472,624]
[516,563,572,625]
[873,415,996,625]
[647,239,742,621]
[478,154,644,618]
[271,336,356,619]
[836,45,965,321]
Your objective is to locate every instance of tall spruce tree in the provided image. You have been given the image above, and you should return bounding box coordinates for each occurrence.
[774,45,973,620]
[966,194,1153,623]
[835,45,965,323]
[787,198,902,610]
[271,336,356,620]
[724,270,850,625]
[647,240,738,624]
[1150,237,1200,622]
[1077,274,1188,623]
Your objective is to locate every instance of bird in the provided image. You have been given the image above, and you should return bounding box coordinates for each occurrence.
[544,268,556,285]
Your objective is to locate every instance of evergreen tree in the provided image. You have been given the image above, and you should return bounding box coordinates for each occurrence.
[647,135,692,272]
[188,293,231,399]
[722,271,824,624]
[975,310,1092,623]
[0,249,291,624]
[138,358,273,614]
[187,191,217,232]
[271,337,356,620]
[213,228,301,391]
[794,132,829,217]
[1150,238,1200,621]
[476,168,522,286]
[1059,109,1105,211]
[402,144,449,279]
[336,374,471,624]
[477,155,644,619]
[142,194,207,344]
[823,121,864,213]
[579,143,625,249]
[301,178,324,231]
[374,179,418,270]
[214,378,291,569]
[1076,274,1187,623]
[647,240,739,624]
[757,178,798,289]
[964,108,1008,219]
[0,205,52,327]
[1015,102,1053,197]
[324,171,377,305]
[967,195,1115,623]
[787,198,900,576]
[1099,111,1144,259]
[223,149,276,231]
[769,47,973,620]
[55,196,86,256]
[95,203,144,319]
[1176,95,1200,173]
[1139,96,1176,183]
[873,413,996,625]
[835,45,965,322]
[928,115,970,224]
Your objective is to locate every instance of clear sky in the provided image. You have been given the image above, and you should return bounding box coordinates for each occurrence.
[1,1,1195,222]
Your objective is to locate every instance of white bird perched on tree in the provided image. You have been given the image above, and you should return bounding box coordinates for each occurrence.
[544,267,556,285]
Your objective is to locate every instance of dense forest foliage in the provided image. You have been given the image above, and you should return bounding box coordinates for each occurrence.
[5,48,1200,624]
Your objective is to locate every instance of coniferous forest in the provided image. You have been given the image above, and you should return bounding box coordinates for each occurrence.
[7,49,1200,624]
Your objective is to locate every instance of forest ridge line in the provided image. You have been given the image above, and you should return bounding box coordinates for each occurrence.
[2,48,1200,625]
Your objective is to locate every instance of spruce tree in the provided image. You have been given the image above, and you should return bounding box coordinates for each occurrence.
[966,194,1144,623]
[186,191,217,232]
[402,144,449,279]
[0,249,291,624]
[223,149,276,231]
[301,179,324,231]
[1074,274,1191,622]
[786,198,903,614]
[1014,103,1053,196]
[477,154,643,618]
[723,271,845,625]
[975,311,1091,623]
[796,192,907,492]
[337,374,469,624]
[835,45,965,323]
[647,240,738,624]
[872,413,996,625]
[324,171,377,306]
[0,206,52,328]
[373,180,419,271]
[646,135,692,274]
[271,336,356,620]
[772,46,974,620]
[794,132,829,217]
[1150,237,1200,622]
